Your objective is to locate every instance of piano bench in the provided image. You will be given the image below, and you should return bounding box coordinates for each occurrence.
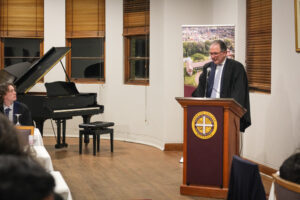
[79,121,114,156]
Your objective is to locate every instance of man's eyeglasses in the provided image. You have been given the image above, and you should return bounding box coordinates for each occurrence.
[209,51,226,56]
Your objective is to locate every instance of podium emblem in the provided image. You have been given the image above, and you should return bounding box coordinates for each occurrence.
[191,111,217,139]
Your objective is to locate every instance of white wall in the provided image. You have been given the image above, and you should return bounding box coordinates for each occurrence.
[209,0,300,169]
[44,0,66,82]
[161,0,212,143]
[40,0,213,150]
[31,0,66,92]
[37,0,299,169]
[243,0,300,168]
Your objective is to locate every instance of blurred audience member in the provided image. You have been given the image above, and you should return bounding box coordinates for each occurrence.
[0,113,28,156]
[0,114,63,200]
[280,152,300,184]
[0,155,56,200]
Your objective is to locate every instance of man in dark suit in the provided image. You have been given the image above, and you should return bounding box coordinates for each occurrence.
[192,40,251,132]
[0,82,33,126]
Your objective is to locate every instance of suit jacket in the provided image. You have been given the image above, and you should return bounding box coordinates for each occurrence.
[227,156,266,200]
[192,58,251,132]
[0,101,33,126]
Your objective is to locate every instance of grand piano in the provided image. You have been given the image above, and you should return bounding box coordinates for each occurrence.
[0,47,104,148]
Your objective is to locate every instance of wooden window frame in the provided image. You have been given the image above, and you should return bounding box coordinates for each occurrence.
[123,0,150,86]
[124,35,149,85]
[0,38,44,70]
[66,38,105,84]
[246,0,272,93]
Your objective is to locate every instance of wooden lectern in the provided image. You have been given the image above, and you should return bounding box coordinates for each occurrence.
[176,97,246,199]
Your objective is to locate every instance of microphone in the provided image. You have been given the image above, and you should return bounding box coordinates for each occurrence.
[204,68,211,98]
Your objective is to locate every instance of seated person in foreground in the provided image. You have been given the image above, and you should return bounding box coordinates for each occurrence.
[280,152,300,184]
[0,113,29,157]
[0,82,33,125]
[0,114,63,200]
[0,155,56,200]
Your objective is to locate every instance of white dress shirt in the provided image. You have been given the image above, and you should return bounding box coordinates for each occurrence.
[211,59,226,98]
[3,104,14,122]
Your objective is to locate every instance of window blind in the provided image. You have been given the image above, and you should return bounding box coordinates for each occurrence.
[123,0,149,36]
[0,0,44,38]
[66,0,105,38]
[246,0,272,93]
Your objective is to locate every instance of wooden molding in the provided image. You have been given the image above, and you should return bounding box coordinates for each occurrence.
[273,173,300,193]
[164,143,183,151]
[175,97,246,118]
[180,184,228,199]
[243,157,277,176]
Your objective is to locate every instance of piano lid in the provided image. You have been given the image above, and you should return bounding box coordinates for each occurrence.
[14,47,71,94]
[0,62,32,85]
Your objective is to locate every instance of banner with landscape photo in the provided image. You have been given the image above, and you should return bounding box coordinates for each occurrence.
[182,25,235,97]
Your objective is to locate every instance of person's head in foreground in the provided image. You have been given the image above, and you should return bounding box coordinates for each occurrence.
[0,155,56,200]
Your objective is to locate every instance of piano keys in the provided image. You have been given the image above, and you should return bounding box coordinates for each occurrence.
[0,47,104,148]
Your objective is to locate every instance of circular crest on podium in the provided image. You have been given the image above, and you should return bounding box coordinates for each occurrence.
[191,111,217,139]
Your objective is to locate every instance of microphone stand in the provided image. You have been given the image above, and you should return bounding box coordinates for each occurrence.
[204,68,211,98]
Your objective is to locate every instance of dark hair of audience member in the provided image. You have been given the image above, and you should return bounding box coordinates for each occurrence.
[0,82,15,104]
[0,155,56,200]
[280,152,300,184]
[0,113,29,156]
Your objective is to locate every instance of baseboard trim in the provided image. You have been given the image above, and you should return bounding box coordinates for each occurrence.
[164,143,277,176]
[164,143,183,151]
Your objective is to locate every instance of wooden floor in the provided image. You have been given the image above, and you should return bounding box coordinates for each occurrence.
[43,137,272,200]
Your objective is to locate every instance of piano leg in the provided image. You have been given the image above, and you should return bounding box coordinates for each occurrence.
[55,119,68,149]
[62,119,68,147]
[55,120,61,148]
[35,120,45,137]
[82,115,92,144]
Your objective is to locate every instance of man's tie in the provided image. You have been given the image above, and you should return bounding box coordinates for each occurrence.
[4,108,11,117]
[207,65,216,97]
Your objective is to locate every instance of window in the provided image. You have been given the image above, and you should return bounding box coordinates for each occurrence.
[66,0,105,83]
[123,0,150,85]
[0,0,44,70]
[246,0,272,93]
[125,35,149,81]
[70,38,104,79]
[2,38,41,67]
